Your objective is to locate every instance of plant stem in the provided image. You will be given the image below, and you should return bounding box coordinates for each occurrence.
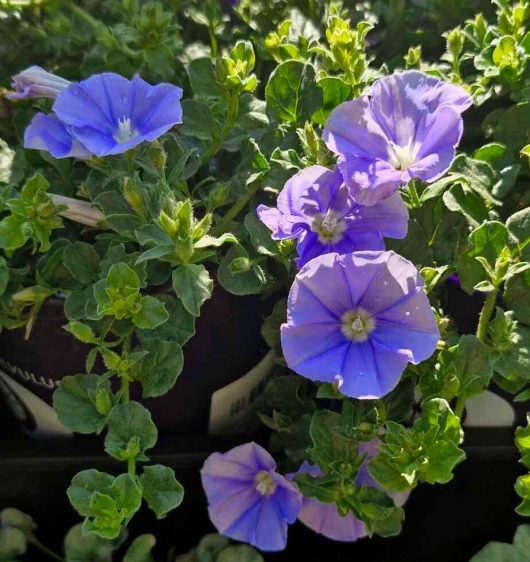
[128,457,136,477]
[67,3,103,31]
[29,537,63,562]
[454,395,466,418]
[476,289,497,343]
[207,24,218,58]
[200,93,239,165]
[219,182,260,226]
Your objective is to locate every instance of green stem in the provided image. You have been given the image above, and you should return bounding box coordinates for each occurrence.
[454,395,466,418]
[219,182,260,226]
[207,24,218,58]
[128,457,136,477]
[29,537,63,562]
[200,94,239,165]
[67,2,103,31]
[476,289,497,343]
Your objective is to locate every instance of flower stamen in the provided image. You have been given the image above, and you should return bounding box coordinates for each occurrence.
[255,471,277,498]
[311,211,347,244]
[341,308,376,342]
[114,116,138,144]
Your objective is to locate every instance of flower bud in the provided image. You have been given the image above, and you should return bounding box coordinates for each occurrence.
[5,66,71,101]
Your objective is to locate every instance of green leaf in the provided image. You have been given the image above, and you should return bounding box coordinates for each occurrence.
[0,256,8,297]
[265,61,323,125]
[494,323,530,384]
[504,269,530,324]
[180,100,222,141]
[105,402,158,461]
[68,470,115,517]
[217,546,264,562]
[53,375,110,434]
[171,264,213,316]
[244,212,277,256]
[65,321,96,344]
[312,76,351,125]
[188,58,222,98]
[64,523,116,562]
[453,335,494,398]
[107,263,141,290]
[442,183,489,226]
[470,525,530,561]
[218,246,269,295]
[63,242,101,284]
[123,535,156,562]
[136,294,195,347]
[0,528,26,560]
[139,465,184,519]
[507,207,530,260]
[0,509,35,535]
[261,298,286,354]
[495,103,530,152]
[137,340,184,398]
[133,295,169,330]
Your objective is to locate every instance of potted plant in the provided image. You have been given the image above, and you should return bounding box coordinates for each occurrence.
[1,0,530,561]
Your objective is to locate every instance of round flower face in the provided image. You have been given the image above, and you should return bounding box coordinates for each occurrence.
[200,442,302,552]
[52,73,183,157]
[257,166,408,267]
[281,251,440,399]
[323,71,472,206]
[288,439,408,542]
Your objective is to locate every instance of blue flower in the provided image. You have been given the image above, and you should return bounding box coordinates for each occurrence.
[24,113,92,160]
[201,442,302,551]
[52,73,183,156]
[281,250,439,399]
[6,66,71,100]
[257,165,408,267]
[323,71,471,205]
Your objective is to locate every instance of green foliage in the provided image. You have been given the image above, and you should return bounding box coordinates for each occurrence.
[470,525,530,562]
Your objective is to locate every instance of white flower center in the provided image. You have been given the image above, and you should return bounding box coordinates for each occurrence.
[255,471,277,498]
[311,211,347,244]
[388,141,417,171]
[114,117,138,144]
[341,308,376,342]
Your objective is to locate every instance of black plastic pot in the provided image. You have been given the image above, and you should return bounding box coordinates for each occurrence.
[0,424,525,562]
[0,285,271,436]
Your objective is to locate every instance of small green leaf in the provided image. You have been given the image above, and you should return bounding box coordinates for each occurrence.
[63,523,117,562]
[265,61,323,125]
[137,340,184,398]
[53,375,110,434]
[217,545,264,562]
[133,295,169,330]
[63,242,101,284]
[123,535,156,562]
[105,402,158,461]
[172,264,213,316]
[68,470,115,517]
[139,465,184,519]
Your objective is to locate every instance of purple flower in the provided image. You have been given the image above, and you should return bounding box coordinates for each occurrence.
[323,71,472,206]
[200,442,302,551]
[52,73,183,157]
[288,440,408,542]
[6,66,71,100]
[281,250,439,399]
[257,165,408,267]
[24,113,92,160]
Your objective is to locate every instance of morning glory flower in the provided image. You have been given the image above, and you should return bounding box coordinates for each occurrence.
[323,71,472,206]
[52,73,183,157]
[6,66,71,100]
[257,165,408,267]
[200,442,302,552]
[24,113,92,160]
[288,439,408,542]
[281,250,439,399]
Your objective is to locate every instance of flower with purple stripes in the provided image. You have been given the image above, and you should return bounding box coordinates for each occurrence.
[257,165,408,267]
[281,250,439,399]
[323,71,471,205]
[201,442,302,551]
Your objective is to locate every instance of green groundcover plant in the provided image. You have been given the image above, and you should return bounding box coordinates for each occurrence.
[0,0,530,560]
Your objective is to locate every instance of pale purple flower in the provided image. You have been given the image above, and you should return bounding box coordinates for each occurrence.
[281,250,439,399]
[24,113,92,160]
[52,73,183,157]
[200,442,302,552]
[257,165,408,267]
[323,71,472,206]
[288,439,408,542]
[6,66,71,100]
